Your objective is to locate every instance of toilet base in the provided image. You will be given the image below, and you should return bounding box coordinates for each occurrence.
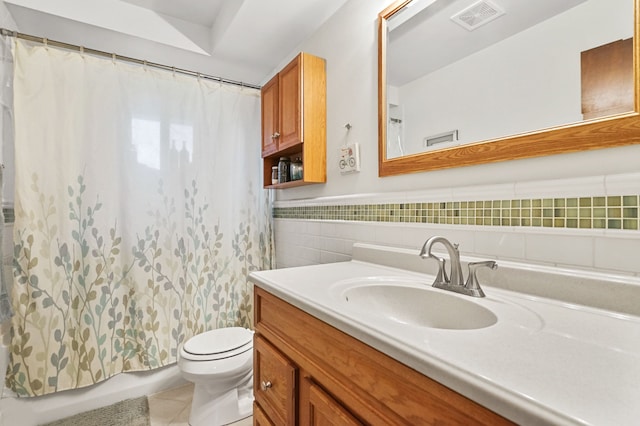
[188,373,253,426]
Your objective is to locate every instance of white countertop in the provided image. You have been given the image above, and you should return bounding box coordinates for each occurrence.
[249,258,640,425]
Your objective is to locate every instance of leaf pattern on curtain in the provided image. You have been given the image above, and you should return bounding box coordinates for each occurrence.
[6,39,272,397]
[7,172,271,396]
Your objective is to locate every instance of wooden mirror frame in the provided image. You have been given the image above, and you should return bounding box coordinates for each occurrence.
[378,0,640,177]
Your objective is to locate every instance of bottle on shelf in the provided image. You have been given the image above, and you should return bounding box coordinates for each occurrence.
[277,157,290,183]
[290,157,303,181]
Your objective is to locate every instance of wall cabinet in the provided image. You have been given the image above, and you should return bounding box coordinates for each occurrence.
[253,287,515,425]
[261,52,326,188]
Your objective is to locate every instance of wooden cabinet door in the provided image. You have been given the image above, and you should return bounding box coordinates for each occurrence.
[261,74,279,157]
[253,402,275,426]
[278,55,302,150]
[254,335,297,426]
[581,38,634,120]
[303,379,363,426]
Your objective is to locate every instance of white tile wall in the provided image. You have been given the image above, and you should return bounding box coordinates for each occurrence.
[594,234,640,273]
[273,174,640,277]
[474,231,526,260]
[275,218,640,277]
[524,232,595,268]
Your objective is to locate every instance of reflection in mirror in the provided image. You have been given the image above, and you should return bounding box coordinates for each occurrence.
[386,0,634,158]
[378,0,639,176]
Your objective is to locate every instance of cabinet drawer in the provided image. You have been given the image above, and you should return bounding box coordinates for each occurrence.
[254,335,297,425]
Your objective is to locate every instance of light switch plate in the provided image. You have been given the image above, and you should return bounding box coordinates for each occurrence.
[339,143,360,174]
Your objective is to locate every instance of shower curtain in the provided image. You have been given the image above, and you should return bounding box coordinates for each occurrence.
[0,34,13,323]
[5,39,272,396]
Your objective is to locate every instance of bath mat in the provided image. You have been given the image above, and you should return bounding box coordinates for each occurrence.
[41,396,150,426]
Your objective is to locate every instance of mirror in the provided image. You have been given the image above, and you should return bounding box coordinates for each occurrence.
[378,0,639,177]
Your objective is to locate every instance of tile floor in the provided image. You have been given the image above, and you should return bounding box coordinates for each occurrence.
[148,383,253,426]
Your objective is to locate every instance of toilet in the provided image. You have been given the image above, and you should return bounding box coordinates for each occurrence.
[178,327,254,426]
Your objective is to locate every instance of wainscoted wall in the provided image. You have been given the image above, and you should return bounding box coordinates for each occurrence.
[268,0,640,288]
[274,173,640,278]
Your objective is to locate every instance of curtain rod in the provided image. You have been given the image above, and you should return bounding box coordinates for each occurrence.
[0,28,262,90]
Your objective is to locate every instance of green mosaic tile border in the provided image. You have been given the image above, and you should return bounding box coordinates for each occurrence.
[273,195,640,230]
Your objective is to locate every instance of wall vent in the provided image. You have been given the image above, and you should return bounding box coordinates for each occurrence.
[424,130,458,147]
[451,0,505,31]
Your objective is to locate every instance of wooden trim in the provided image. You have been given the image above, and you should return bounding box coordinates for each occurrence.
[378,0,411,171]
[378,0,640,177]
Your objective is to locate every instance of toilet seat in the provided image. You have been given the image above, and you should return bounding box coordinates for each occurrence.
[177,327,255,425]
[181,327,253,361]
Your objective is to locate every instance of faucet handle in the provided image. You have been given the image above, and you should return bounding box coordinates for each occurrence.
[431,255,449,286]
[464,261,497,298]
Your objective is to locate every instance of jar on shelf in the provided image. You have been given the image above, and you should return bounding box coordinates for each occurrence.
[290,157,303,181]
[271,166,279,185]
[277,157,290,183]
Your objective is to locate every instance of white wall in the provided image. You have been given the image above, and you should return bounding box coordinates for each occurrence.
[271,0,640,200]
[0,1,15,27]
[270,0,640,284]
[399,0,633,154]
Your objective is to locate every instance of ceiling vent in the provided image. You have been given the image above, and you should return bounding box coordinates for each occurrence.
[451,0,505,31]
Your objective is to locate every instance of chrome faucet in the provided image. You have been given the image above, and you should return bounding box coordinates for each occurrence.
[419,236,497,297]
[419,236,464,286]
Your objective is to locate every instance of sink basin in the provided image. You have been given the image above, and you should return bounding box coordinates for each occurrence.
[336,279,498,330]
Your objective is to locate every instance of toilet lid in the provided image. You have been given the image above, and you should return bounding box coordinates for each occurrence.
[183,327,253,357]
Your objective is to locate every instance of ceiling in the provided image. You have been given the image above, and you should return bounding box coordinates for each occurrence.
[387,0,587,86]
[3,0,350,85]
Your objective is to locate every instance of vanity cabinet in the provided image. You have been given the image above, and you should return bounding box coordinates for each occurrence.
[260,52,326,189]
[253,287,514,425]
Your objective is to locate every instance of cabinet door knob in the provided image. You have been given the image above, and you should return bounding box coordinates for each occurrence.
[273,132,280,139]
[261,380,272,391]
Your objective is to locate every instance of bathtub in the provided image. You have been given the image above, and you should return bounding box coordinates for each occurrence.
[0,354,186,426]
